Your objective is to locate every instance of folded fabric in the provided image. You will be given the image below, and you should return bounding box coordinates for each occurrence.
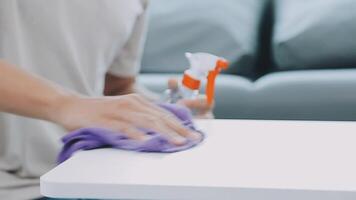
[57,103,204,164]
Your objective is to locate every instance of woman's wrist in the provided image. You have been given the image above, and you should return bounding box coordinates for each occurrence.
[45,91,81,125]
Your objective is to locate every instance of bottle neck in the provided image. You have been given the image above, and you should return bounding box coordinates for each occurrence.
[181,84,199,99]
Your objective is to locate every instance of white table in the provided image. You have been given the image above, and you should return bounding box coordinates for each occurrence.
[41,119,356,200]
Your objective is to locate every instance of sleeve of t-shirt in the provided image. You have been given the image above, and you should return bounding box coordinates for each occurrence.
[108,2,148,77]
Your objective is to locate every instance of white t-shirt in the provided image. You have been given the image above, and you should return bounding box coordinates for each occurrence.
[0,0,148,199]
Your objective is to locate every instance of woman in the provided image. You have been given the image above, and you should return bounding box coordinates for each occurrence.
[0,1,212,199]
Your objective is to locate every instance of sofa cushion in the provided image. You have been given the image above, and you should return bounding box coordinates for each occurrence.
[273,0,356,70]
[142,0,267,77]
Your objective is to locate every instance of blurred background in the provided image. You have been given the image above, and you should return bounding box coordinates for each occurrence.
[139,0,356,120]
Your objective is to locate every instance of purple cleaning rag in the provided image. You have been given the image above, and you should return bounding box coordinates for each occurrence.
[57,103,204,164]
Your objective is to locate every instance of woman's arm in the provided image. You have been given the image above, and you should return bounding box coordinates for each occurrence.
[0,59,72,121]
[0,60,200,145]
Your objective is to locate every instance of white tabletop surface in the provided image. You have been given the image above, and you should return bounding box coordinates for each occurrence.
[41,119,356,200]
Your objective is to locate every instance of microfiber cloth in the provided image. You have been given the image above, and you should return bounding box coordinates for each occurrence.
[57,103,204,164]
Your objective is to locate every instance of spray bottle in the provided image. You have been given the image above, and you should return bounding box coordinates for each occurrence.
[163,52,229,105]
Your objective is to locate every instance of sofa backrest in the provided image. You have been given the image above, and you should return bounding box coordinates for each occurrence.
[141,0,267,78]
[142,0,356,78]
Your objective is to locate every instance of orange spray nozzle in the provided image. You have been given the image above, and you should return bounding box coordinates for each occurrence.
[206,59,229,105]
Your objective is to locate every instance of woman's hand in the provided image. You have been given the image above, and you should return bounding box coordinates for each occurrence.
[168,78,215,119]
[53,94,201,145]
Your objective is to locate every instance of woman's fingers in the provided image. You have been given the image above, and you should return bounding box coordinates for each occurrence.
[127,94,200,140]
[130,112,188,145]
[150,122,188,145]
[112,104,188,145]
[103,116,184,144]
[102,120,148,141]
[107,94,200,145]
[119,125,148,141]
[138,103,200,139]
[163,114,201,140]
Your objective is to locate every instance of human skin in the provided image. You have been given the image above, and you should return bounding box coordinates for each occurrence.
[0,60,202,145]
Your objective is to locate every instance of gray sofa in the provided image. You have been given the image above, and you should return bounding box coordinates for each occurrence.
[138,0,356,120]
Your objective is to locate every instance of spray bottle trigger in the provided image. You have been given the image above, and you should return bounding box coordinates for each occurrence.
[206,59,229,105]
